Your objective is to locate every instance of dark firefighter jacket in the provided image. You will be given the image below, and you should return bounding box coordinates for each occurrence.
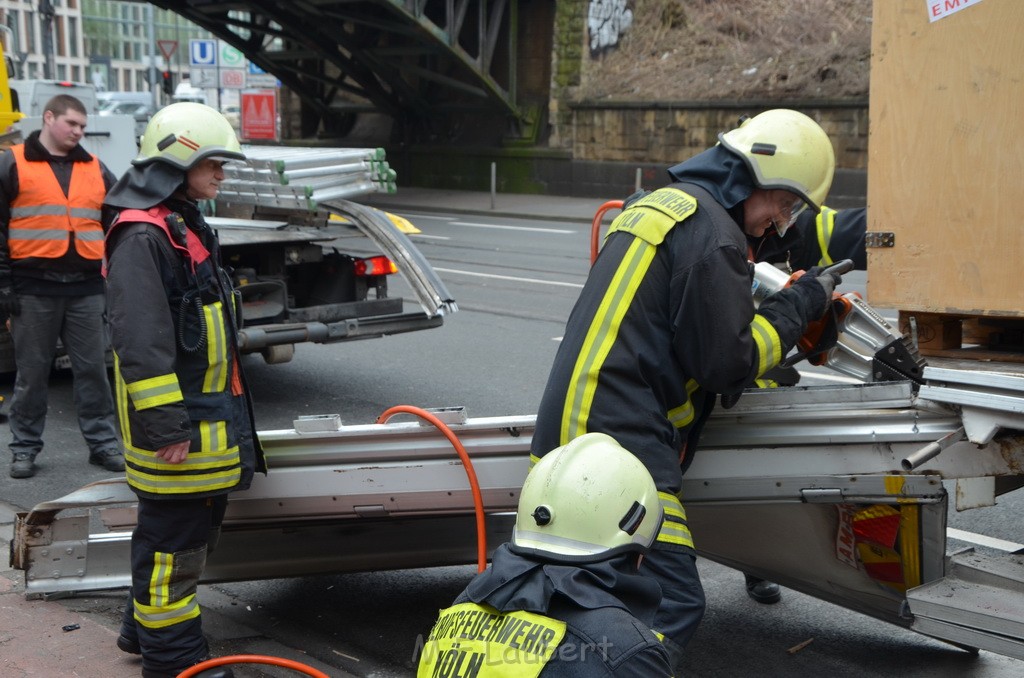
[0,131,117,295]
[748,205,867,272]
[531,146,827,555]
[418,543,672,677]
[104,197,265,500]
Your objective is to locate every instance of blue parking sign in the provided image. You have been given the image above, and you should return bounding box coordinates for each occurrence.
[189,39,217,67]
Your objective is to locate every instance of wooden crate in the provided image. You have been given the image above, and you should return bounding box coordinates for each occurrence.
[866,1,1024,319]
[898,311,1024,363]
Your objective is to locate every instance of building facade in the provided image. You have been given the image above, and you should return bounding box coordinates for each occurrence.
[0,0,210,95]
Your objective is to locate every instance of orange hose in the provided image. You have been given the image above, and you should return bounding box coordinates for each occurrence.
[176,654,330,677]
[590,200,623,266]
[377,405,488,572]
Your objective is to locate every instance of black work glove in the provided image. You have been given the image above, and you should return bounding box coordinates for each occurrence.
[806,259,854,300]
[0,286,20,317]
[791,259,855,321]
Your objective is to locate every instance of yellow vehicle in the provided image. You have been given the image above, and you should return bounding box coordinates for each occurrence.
[0,25,24,135]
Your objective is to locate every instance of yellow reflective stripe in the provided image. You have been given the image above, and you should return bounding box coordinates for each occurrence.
[126,464,241,495]
[667,400,694,428]
[561,238,656,444]
[200,420,227,454]
[751,314,783,375]
[754,378,779,388]
[815,207,837,266]
[202,302,228,393]
[666,379,700,429]
[659,491,686,519]
[657,520,694,548]
[125,445,240,471]
[113,353,131,442]
[126,372,183,410]
[134,593,201,629]
[149,551,172,607]
[657,491,694,547]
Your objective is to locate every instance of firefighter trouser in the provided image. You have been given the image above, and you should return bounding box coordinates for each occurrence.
[120,494,228,673]
[642,545,706,663]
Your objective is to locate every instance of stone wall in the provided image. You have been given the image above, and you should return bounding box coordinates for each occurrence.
[564,100,869,170]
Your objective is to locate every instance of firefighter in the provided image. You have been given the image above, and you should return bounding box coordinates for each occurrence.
[634,197,867,605]
[102,102,265,678]
[417,432,673,677]
[748,204,867,273]
[530,109,848,669]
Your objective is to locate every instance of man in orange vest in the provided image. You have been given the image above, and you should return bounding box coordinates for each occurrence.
[0,94,122,479]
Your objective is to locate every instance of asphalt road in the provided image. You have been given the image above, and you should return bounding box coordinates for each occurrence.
[3,207,1024,676]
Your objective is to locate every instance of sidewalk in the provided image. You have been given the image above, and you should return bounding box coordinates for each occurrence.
[361,186,613,224]
[0,501,141,677]
[0,502,352,677]
[360,180,865,224]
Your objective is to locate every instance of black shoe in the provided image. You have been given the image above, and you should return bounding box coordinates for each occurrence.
[745,574,782,604]
[89,448,125,472]
[10,452,36,478]
[116,632,140,655]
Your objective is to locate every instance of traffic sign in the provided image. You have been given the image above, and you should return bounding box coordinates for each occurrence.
[189,68,218,88]
[219,41,245,68]
[220,68,246,89]
[246,62,278,88]
[241,90,277,140]
[189,39,217,67]
[157,40,178,61]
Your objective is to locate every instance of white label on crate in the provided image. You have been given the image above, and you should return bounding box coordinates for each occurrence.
[926,0,984,23]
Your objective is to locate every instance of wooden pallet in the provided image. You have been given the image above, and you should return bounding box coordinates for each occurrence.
[899,312,1024,363]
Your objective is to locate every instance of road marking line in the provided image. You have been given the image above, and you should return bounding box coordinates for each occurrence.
[434,268,583,288]
[397,213,456,221]
[947,527,1024,552]
[411,234,451,240]
[450,221,575,234]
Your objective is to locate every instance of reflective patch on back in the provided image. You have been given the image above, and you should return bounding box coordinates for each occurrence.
[607,187,698,245]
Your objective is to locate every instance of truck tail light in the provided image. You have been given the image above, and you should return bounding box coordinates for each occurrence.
[354,255,398,276]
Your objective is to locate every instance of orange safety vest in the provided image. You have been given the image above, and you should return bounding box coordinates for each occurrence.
[8,144,105,261]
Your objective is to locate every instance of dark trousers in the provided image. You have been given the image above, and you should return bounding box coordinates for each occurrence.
[8,293,119,458]
[121,494,228,673]
[642,546,706,659]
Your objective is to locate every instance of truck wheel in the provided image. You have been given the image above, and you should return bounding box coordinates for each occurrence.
[261,344,295,365]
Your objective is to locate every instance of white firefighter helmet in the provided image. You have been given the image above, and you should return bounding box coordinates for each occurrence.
[719,108,836,234]
[512,432,663,562]
[135,102,245,170]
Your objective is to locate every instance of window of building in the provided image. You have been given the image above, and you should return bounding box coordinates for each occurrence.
[69,17,78,58]
[56,16,66,57]
[25,12,35,54]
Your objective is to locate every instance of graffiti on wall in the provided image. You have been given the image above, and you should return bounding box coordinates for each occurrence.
[588,0,634,57]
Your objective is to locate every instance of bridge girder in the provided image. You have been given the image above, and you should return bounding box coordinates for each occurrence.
[148,0,522,138]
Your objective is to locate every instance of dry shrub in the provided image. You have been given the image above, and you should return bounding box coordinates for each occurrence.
[581,0,872,101]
